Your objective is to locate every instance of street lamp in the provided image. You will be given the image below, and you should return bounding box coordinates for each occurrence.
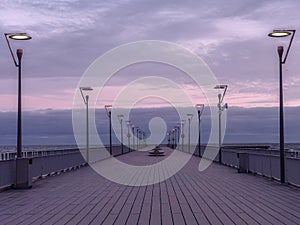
[174,127,178,149]
[141,130,144,147]
[105,105,113,155]
[214,85,228,164]
[126,120,131,151]
[171,128,175,149]
[187,114,193,153]
[142,131,146,146]
[166,132,170,147]
[118,115,124,154]
[181,120,186,151]
[195,104,205,157]
[131,124,135,150]
[176,123,180,147]
[4,33,32,158]
[136,127,140,149]
[268,29,296,183]
[80,87,93,162]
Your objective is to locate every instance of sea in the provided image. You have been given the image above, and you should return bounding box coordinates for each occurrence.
[0,145,78,153]
[0,143,300,153]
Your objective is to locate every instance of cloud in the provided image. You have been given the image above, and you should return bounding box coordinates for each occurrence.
[1,0,300,111]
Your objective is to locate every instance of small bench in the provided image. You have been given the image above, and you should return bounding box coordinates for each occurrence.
[148,146,165,156]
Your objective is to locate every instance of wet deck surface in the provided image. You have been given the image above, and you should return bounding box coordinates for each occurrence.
[0,147,300,225]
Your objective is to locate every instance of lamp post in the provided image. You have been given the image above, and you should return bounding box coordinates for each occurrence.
[174,127,178,149]
[167,132,170,147]
[268,29,296,183]
[132,124,135,150]
[105,105,113,155]
[187,114,193,153]
[176,124,180,148]
[4,33,31,159]
[136,127,139,149]
[118,115,124,154]
[171,129,175,149]
[195,104,205,157]
[181,120,186,151]
[126,120,131,151]
[80,87,93,162]
[139,130,143,147]
[214,85,228,164]
[142,131,146,146]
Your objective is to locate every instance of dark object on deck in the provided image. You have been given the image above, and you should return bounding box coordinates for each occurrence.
[148,146,165,156]
[237,152,249,173]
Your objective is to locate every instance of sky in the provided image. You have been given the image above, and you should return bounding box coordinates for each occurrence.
[0,0,300,144]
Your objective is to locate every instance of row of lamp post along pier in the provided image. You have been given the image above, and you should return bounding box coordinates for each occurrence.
[75,29,296,184]
[167,84,227,159]
[78,91,147,161]
[104,105,146,156]
[166,28,296,185]
[4,29,295,186]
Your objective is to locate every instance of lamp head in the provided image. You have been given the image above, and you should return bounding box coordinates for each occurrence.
[218,93,222,100]
[16,49,23,61]
[277,46,284,58]
[118,115,124,123]
[195,103,204,114]
[8,33,32,40]
[80,87,93,91]
[268,30,291,38]
[105,105,112,115]
[187,113,193,120]
[214,84,227,89]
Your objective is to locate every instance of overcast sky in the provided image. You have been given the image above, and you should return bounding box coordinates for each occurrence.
[0,0,300,145]
[1,0,300,110]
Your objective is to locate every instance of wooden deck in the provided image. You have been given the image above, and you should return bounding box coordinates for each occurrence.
[0,147,300,225]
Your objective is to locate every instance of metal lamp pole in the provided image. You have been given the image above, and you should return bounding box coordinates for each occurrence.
[174,127,177,149]
[268,29,296,183]
[126,121,131,151]
[136,127,139,149]
[187,114,193,153]
[105,105,113,155]
[4,33,31,158]
[132,125,135,150]
[118,115,124,154]
[167,132,170,147]
[214,85,228,164]
[80,87,93,162]
[171,129,174,149]
[195,104,204,157]
[176,124,180,149]
[181,120,185,151]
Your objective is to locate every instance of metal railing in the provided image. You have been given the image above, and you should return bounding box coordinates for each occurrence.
[168,144,300,186]
[220,147,300,186]
[0,145,134,191]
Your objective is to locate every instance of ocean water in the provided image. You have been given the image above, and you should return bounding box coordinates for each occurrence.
[1,143,300,153]
[0,145,78,153]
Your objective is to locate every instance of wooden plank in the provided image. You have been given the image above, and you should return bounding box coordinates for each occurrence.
[1,149,300,225]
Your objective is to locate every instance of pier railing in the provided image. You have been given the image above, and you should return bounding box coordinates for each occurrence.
[170,144,300,186]
[1,144,299,190]
[0,145,133,191]
[219,147,300,186]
